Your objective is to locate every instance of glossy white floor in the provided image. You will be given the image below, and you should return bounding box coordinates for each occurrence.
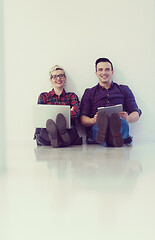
[0,139,155,240]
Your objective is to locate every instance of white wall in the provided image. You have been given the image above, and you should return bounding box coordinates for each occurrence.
[0,0,6,171]
[3,0,155,144]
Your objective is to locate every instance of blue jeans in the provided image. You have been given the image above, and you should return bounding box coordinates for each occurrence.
[91,118,129,145]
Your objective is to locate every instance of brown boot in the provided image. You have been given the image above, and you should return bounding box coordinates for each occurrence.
[108,113,124,147]
[46,119,58,148]
[56,113,71,146]
[96,111,109,144]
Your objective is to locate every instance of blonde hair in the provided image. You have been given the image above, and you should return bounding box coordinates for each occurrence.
[49,65,65,77]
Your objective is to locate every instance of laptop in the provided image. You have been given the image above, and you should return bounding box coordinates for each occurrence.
[33,104,71,129]
[98,104,123,117]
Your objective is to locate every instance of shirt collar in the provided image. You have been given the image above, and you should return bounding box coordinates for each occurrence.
[51,88,66,97]
[97,81,114,90]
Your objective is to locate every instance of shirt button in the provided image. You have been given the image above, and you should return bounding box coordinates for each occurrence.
[107,101,109,103]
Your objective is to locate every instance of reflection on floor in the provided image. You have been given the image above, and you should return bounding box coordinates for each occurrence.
[0,140,155,240]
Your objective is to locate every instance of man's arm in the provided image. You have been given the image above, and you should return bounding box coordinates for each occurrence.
[80,113,98,127]
[119,85,142,119]
[118,111,139,123]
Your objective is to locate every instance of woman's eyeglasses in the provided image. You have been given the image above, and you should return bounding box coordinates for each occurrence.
[51,74,65,80]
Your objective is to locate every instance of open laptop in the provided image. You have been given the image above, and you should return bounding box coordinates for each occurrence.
[33,104,71,129]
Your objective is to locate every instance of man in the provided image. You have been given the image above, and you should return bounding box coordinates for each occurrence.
[34,65,82,147]
[80,58,141,147]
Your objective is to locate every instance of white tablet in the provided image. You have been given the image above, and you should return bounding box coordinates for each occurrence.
[98,104,123,117]
[33,104,71,129]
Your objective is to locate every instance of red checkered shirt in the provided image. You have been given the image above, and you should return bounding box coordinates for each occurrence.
[37,88,80,119]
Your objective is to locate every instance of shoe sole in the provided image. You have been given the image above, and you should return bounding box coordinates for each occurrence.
[46,119,58,148]
[56,113,70,145]
[109,113,124,147]
[96,111,108,144]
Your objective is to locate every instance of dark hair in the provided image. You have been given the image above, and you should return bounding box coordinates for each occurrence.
[95,58,113,71]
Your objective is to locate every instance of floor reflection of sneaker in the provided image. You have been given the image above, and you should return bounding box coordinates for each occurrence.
[46,119,58,148]
[108,113,124,147]
[96,111,109,144]
[56,113,70,146]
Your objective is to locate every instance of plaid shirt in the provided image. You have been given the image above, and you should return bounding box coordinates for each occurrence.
[37,88,80,119]
[80,82,141,118]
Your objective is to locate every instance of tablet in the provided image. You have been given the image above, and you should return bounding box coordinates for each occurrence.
[98,104,123,117]
[33,104,71,128]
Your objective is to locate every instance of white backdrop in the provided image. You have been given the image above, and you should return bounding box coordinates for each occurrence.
[3,0,155,144]
[0,0,6,171]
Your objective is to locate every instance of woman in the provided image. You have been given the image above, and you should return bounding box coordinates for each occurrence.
[34,65,82,147]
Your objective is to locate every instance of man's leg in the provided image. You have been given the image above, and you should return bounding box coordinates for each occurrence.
[91,124,99,142]
[91,116,130,147]
[120,118,133,144]
[120,118,129,140]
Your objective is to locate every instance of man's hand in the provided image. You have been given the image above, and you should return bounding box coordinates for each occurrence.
[118,111,128,121]
[118,111,139,123]
[80,112,98,127]
[93,112,98,124]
